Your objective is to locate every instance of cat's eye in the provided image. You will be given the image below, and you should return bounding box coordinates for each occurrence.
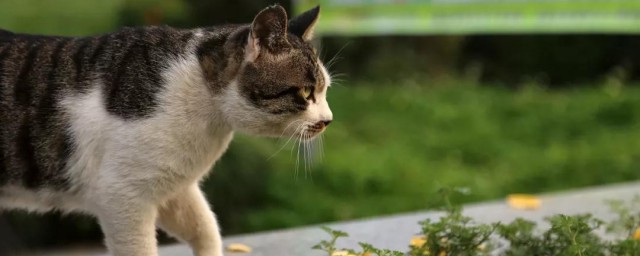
[300,86,314,100]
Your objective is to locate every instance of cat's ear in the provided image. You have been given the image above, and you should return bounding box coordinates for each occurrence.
[246,5,289,61]
[288,6,320,41]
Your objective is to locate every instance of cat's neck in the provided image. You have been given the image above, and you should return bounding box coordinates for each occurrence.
[158,39,234,137]
[194,26,249,94]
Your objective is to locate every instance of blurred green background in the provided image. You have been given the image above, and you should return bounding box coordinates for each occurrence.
[1,0,640,253]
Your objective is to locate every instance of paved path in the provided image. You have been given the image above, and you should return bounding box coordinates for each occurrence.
[39,181,640,256]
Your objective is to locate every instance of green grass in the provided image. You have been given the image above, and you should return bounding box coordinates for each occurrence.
[0,0,124,36]
[207,81,640,234]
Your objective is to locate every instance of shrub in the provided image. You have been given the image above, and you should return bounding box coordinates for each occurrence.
[314,190,640,256]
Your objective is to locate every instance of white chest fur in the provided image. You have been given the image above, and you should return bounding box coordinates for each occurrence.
[49,53,233,213]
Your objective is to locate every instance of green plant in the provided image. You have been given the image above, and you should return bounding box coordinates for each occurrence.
[312,227,404,256]
[605,195,640,239]
[499,214,605,256]
[314,189,640,256]
[414,188,494,256]
[312,226,350,255]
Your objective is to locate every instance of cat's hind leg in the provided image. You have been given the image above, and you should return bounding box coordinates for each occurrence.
[157,184,223,256]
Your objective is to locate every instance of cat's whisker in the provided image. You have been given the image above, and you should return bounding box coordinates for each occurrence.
[315,138,321,180]
[309,141,313,179]
[290,122,308,161]
[310,136,316,176]
[290,135,297,160]
[307,139,311,166]
[294,138,299,179]
[330,72,346,78]
[279,119,305,137]
[326,57,342,71]
[309,139,314,178]
[326,41,350,70]
[310,138,315,164]
[287,121,328,180]
[330,72,347,80]
[303,134,307,179]
[295,128,304,180]
[322,134,326,159]
[304,131,311,179]
[318,44,327,64]
[318,134,325,162]
[268,120,305,160]
[299,127,308,177]
[327,72,347,88]
[300,129,305,178]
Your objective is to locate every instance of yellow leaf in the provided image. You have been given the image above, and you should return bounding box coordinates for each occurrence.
[507,194,541,210]
[410,235,427,247]
[331,251,349,256]
[225,243,252,253]
[633,227,640,240]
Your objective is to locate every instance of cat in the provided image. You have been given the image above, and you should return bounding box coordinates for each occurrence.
[0,4,332,256]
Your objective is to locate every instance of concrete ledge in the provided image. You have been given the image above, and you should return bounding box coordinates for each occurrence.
[39,182,640,256]
[218,181,640,256]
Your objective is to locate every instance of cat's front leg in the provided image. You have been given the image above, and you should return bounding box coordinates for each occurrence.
[157,184,223,256]
[95,198,159,256]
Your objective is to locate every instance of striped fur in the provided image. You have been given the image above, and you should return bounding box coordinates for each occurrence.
[0,26,193,189]
[0,5,331,256]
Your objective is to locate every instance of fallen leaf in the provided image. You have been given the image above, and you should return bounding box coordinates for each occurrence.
[226,243,252,253]
[331,251,349,256]
[507,194,541,210]
[410,235,427,247]
[331,250,368,256]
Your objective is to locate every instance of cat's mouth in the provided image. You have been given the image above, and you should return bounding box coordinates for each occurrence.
[301,121,329,140]
[303,128,324,140]
[279,120,330,141]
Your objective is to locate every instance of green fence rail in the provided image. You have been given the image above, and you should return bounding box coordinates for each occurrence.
[293,0,640,35]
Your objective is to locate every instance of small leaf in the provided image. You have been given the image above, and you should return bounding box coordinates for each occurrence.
[225,243,252,253]
[507,194,541,210]
[331,250,350,256]
[333,230,350,238]
[410,235,427,248]
[633,227,640,240]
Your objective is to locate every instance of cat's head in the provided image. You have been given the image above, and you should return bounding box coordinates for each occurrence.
[221,5,332,140]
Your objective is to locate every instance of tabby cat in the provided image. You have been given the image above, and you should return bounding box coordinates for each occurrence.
[0,4,332,256]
